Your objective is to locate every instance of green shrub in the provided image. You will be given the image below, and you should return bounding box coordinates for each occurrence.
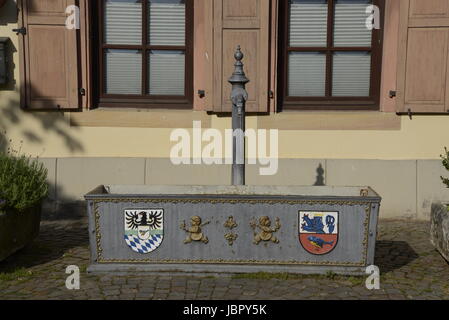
[441,147,449,188]
[0,152,48,212]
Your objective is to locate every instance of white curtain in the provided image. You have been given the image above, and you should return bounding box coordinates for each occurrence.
[148,0,186,46]
[105,49,142,94]
[289,0,328,47]
[288,0,373,97]
[104,0,142,45]
[334,0,372,47]
[332,52,371,96]
[149,51,185,95]
[289,52,326,97]
[103,0,186,96]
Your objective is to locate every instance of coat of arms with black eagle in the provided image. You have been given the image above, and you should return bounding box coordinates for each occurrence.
[124,209,164,254]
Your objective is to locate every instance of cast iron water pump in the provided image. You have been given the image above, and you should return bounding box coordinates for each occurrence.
[229,45,249,186]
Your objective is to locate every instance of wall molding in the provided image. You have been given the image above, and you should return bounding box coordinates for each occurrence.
[257,112,402,130]
[69,109,212,129]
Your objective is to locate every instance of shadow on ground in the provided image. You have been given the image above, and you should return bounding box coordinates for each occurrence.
[374,240,420,274]
[0,220,424,279]
[0,220,89,273]
[41,200,87,221]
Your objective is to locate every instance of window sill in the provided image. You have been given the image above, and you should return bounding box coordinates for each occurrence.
[281,100,379,111]
[257,111,401,131]
[69,108,211,129]
[97,99,193,109]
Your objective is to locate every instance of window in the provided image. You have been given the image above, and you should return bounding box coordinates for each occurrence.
[95,0,193,108]
[279,0,384,110]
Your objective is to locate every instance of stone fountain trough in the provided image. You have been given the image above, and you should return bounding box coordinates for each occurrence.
[84,48,381,275]
[85,185,381,275]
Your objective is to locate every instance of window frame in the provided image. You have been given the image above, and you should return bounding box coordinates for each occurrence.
[278,0,385,111]
[94,0,194,109]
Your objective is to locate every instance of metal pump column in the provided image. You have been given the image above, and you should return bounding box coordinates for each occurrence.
[228,46,249,186]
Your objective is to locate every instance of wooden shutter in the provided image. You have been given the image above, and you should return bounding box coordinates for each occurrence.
[18,0,80,110]
[397,0,449,113]
[211,0,270,113]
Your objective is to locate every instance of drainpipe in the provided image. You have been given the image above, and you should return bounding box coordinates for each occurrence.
[229,46,249,186]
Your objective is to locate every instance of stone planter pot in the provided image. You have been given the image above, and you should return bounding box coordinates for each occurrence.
[0,203,42,262]
[430,202,449,262]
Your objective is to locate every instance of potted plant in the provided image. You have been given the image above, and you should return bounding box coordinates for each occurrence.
[0,151,48,262]
[430,148,449,262]
[441,147,449,191]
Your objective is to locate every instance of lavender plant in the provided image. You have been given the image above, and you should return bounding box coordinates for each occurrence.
[441,147,449,188]
[0,140,48,212]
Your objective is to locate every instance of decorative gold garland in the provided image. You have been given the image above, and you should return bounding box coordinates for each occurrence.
[93,198,374,267]
[362,205,372,265]
[93,198,374,206]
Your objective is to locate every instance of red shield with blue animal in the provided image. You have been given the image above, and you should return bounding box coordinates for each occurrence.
[299,211,338,255]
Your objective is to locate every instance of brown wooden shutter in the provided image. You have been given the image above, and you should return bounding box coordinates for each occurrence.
[18,0,80,110]
[397,0,449,113]
[211,0,270,113]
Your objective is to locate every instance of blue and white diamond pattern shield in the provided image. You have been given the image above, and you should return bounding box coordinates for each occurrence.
[124,209,164,254]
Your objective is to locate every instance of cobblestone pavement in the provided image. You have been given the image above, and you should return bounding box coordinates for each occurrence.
[0,217,448,300]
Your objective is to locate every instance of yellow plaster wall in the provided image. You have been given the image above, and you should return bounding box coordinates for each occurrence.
[276,116,449,160]
[1,2,449,161]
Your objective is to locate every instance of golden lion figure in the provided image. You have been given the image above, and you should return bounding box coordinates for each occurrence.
[251,216,281,245]
[180,216,210,244]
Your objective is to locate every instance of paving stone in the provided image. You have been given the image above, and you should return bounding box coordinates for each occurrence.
[112,278,127,285]
[1,218,448,300]
[119,294,136,300]
[136,294,154,300]
[139,288,156,294]
[103,289,121,296]
[121,288,138,295]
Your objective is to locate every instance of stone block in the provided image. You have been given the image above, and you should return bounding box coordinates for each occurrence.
[430,202,449,262]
